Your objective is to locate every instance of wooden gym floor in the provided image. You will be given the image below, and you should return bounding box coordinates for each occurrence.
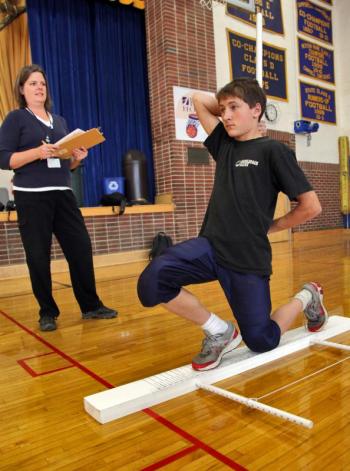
[1,228,350,470]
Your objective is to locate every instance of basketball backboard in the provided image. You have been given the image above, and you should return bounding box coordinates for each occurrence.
[199,0,255,12]
[227,0,255,12]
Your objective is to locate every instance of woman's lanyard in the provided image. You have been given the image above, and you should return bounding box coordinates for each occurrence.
[26,107,54,143]
[26,108,61,168]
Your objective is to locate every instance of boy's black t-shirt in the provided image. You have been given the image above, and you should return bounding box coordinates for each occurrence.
[200,122,312,275]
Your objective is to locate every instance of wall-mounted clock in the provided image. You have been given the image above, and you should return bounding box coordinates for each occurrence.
[265,102,279,123]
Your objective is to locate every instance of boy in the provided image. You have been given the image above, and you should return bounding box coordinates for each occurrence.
[138,78,327,371]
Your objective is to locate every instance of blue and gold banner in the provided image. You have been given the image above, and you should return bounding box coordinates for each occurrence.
[298,37,334,84]
[300,81,336,124]
[318,0,332,5]
[227,30,287,101]
[227,0,284,35]
[297,0,332,44]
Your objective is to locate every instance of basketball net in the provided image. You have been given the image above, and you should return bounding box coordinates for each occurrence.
[199,0,227,10]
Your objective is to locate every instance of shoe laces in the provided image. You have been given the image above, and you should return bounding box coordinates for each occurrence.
[306,299,321,320]
[200,331,226,353]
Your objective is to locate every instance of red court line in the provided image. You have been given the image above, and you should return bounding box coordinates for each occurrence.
[18,359,73,377]
[20,352,55,359]
[0,309,113,389]
[0,308,247,470]
[18,351,73,377]
[144,408,248,470]
[141,445,198,471]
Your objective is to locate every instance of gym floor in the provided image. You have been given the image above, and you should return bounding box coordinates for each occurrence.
[1,229,350,470]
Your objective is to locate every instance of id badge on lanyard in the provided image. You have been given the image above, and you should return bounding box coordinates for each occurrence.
[47,158,61,168]
[44,120,61,168]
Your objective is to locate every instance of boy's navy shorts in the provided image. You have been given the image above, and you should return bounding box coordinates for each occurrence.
[137,237,281,353]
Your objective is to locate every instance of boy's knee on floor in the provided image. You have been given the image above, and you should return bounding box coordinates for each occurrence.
[241,324,280,353]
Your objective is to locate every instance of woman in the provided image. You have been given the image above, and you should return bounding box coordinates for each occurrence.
[0,64,117,331]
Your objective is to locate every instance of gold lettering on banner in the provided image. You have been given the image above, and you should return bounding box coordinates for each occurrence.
[300,41,333,82]
[118,0,145,9]
[252,0,276,24]
[298,2,332,43]
[231,35,282,90]
[304,85,332,121]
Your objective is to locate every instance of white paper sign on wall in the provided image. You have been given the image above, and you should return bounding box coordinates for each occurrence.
[173,86,215,142]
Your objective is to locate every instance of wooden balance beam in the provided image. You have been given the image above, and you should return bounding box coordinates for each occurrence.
[84,315,350,426]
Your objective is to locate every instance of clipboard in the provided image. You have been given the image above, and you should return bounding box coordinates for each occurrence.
[55,128,106,159]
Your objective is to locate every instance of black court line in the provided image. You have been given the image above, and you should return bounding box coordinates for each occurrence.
[0,274,139,300]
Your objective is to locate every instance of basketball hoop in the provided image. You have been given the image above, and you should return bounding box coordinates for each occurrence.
[199,0,226,10]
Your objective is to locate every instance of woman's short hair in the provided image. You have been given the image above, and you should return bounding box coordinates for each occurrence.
[14,64,53,111]
[216,77,266,121]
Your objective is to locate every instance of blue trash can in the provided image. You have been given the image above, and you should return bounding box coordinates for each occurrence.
[103,177,125,195]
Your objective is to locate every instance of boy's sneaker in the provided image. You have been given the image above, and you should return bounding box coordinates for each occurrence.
[82,305,117,319]
[192,321,242,371]
[303,282,328,332]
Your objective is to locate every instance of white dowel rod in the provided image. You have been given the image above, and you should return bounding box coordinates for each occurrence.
[311,340,350,351]
[256,11,263,86]
[197,382,313,429]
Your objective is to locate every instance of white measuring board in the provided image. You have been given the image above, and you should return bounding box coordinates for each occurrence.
[84,315,350,423]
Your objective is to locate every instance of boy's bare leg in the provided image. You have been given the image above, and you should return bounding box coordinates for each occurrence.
[271,298,303,335]
[163,288,211,325]
[165,284,326,336]
[272,282,328,335]
[166,289,305,333]
[164,288,241,371]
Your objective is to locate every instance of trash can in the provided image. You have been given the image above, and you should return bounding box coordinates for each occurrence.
[123,150,149,204]
[103,177,125,195]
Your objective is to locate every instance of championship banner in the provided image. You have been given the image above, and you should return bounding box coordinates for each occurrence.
[298,37,334,84]
[318,0,332,5]
[227,30,287,101]
[227,0,284,35]
[297,0,332,44]
[299,81,336,124]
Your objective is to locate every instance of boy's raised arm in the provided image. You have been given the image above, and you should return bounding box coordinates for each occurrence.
[192,92,220,136]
